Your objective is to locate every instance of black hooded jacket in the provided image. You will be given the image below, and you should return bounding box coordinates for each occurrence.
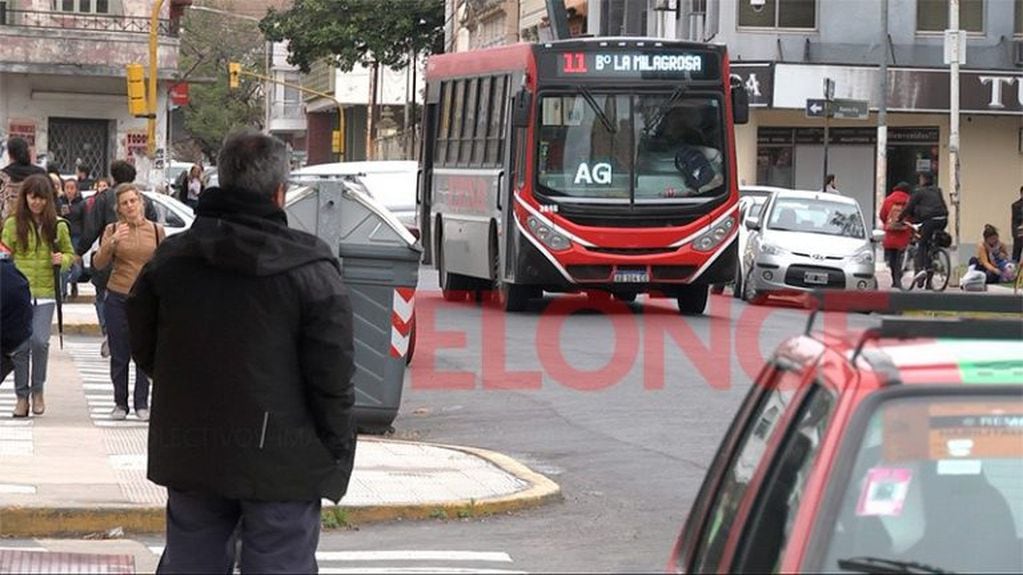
[1,255,32,355]
[127,186,357,502]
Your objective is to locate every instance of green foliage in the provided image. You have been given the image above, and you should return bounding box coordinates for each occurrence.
[260,0,445,73]
[178,3,266,160]
[321,506,351,529]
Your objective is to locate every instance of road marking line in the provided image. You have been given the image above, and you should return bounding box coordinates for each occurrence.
[316,552,514,563]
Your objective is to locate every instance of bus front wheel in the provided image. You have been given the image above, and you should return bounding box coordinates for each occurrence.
[676,285,708,315]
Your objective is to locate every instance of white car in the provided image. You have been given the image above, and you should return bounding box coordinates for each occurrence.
[78,190,195,278]
[290,161,419,235]
[712,186,796,298]
[741,189,878,304]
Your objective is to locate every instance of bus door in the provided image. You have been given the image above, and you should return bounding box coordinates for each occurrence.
[503,80,532,283]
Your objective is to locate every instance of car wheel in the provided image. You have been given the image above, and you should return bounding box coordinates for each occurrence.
[676,284,708,315]
[732,263,745,300]
[743,268,766,305]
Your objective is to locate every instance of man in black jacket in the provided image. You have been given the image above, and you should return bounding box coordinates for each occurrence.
[900,171,949,286]
[1,253,32,382]
[127,128,356,572]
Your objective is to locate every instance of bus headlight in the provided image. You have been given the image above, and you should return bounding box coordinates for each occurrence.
[692,215,736,253]
[527,216,571,252]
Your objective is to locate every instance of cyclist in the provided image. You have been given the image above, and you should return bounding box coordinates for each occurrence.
[899,171,948,288]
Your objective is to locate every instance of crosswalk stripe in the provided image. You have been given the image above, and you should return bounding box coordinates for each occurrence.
[317,564,527,568]
[65,341,149,428]
[315,552,513,563]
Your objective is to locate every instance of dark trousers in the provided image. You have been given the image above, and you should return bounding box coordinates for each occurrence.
[915,218,947,273]
[969,257,1003,284]
[1014,239,1022,264]
[157,488,321,574]
[104,291,150,411]
[884,248,905,286]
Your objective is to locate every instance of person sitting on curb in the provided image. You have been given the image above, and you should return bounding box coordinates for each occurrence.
[970,224,1015,284]
[1,249,33,382]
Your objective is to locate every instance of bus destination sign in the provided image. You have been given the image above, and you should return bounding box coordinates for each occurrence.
[547,51,719,81]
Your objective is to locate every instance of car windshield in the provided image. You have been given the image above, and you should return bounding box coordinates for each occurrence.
[536,92,725,202]
[767,198,865,239]
[818,394,1023,574]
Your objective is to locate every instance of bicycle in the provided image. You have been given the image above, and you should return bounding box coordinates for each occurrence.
[898,224,951,292]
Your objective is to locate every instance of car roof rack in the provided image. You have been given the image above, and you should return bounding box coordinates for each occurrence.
[801,290,1023,335]
[852,316,1023,360]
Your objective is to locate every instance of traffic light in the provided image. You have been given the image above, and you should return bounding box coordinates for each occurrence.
[126,63,148,117]
[228,62,241,89]
[332,130,344,154]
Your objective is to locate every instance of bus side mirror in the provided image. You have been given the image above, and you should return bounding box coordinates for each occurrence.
[745,217,761,231]
[731,80,750,125]
[512,88,532,128]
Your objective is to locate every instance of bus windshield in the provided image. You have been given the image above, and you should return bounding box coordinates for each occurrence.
[537,92,725,203]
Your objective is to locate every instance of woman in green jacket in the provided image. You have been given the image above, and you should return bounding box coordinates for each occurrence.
[1,174,74,417]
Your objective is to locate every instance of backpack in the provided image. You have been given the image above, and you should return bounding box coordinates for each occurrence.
[675,146,715,191]
[934,230,953,248]
[0,170,18,221]
[885,202,906,230]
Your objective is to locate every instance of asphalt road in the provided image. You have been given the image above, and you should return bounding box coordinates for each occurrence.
[313,269,878,573]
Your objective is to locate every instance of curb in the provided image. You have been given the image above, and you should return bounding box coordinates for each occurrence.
[0,439,561,538]
[62,323,102,336]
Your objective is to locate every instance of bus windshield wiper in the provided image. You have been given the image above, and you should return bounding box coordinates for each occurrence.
[643,85,688,135]
[577,87,616,134]
[837,556,952,574]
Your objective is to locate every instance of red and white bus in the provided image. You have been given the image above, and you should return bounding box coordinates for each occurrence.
[419,38,748,314]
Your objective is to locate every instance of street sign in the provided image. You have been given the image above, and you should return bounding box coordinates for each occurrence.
[805,98,827,118]
[831,98,869,120]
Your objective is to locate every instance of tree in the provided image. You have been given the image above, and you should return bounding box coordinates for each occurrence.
[259,0,445,73]
[176,3,265,162]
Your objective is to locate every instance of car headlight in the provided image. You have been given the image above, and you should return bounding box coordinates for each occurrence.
[760,242,785,256]
[853,250,874,264]
[527,216,571,252]
[692,215,737,253]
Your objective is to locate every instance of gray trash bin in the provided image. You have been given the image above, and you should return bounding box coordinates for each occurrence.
[285,180,421,433]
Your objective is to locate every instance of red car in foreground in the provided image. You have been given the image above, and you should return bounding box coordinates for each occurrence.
[671,291,1023,574]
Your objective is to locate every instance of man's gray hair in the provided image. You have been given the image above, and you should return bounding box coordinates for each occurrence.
[217,128,289,198]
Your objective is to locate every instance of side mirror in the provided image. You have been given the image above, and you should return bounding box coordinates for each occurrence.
[871,229,886,243]
[731,77,750,125]
[745,217,761,231]
[511,87,532,128]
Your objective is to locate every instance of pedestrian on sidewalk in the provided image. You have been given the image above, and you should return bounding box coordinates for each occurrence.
[1012,186,1022,264]
[1,251,32,382]
[59,178,86,299]
[78,161,158,359]
[0,174,75,417]
[0,137,47,221]
[92,184,163,422]
[128,128,356,573]
[823,174,841,195]
[879,182,913,289]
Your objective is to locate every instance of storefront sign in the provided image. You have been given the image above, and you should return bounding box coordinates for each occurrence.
[124,131,148,165]
[774,64,1023,115]
[7,119,37,147]
[730,62,774,108]
[758,126,939,146]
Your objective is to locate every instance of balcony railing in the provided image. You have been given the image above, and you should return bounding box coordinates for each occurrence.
[0,4,179,37]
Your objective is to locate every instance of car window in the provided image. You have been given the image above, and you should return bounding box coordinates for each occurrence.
[768,198,865,239]
[817,394,1023,573]
[693,369,804,572]
[733,384,837,573]
[151,201,185,228]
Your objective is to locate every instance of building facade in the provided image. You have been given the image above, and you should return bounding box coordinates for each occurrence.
[589,0,1022,257]
[0,0,186,184]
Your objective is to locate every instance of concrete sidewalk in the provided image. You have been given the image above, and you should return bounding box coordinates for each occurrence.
[0,341,559,538]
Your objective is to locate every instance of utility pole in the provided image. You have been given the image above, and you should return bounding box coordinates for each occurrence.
[949,0,963,256]
[147,0,167,157]
[875,0,889,227]
[822,77,835,191]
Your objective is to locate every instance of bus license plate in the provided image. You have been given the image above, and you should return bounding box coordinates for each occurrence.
[614,269,649,283]
[804,271,830,285]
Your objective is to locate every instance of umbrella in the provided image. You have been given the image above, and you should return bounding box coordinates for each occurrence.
[52,264,64,349]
